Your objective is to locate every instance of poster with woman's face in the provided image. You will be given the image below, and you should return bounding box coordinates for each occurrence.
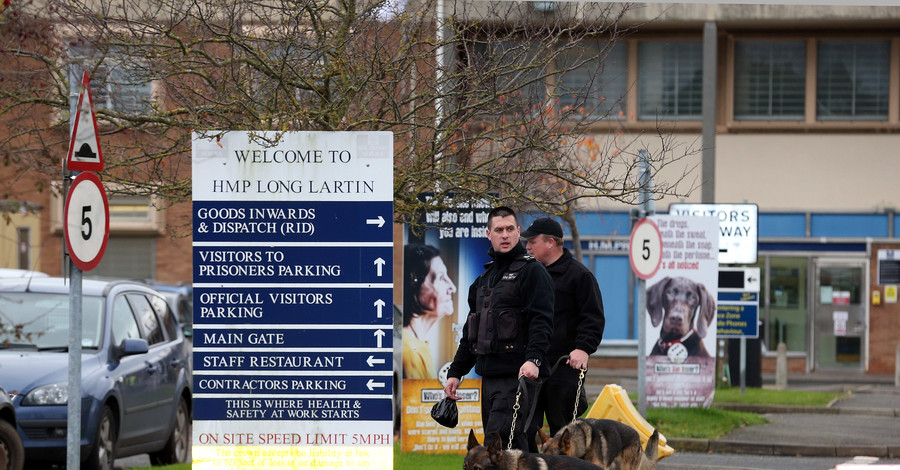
[402,215,491,380]
[400,202,492,454]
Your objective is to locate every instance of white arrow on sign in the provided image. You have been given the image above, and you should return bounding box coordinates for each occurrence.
[366,215,385,227]
[374,329,386,348]
[373,257,386,277]
[373,299,386,318]
[366,379,386,391]
[366,355,386,367]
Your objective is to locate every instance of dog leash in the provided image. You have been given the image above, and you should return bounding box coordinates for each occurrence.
[508,355,587,449]
[572,365,586,423]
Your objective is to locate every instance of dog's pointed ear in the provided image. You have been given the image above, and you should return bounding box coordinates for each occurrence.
[467,429,480,450]
[486,432,505,465]
[486,432,503,455]
[694,282,716,338]
[538,428,551,444]
[647,277,670,327]
[558,427,572,452]
[642,429,660,468]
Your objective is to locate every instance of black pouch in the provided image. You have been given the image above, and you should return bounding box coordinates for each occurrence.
[430,397,459,428]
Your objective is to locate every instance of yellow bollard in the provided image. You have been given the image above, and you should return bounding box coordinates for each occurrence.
[585,384,676,458]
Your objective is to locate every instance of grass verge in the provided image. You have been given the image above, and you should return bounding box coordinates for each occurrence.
[713,387,844,407]
[646,406,767,440]
[394,442,463,468]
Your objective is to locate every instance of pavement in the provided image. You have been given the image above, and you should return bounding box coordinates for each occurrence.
[584,368,900,459]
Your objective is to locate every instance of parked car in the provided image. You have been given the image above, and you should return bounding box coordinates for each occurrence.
[0,269,47,279]
[0,386,24,470]
[0,277,191,470]
[147,282,193,339]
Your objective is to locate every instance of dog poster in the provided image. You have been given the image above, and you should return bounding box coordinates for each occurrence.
[644,215,719,408]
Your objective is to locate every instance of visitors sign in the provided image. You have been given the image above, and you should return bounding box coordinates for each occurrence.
[668,203,758,264]
[191,131,394,469]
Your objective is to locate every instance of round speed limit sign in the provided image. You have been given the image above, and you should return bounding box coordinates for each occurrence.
[64,172,109,271]
[629,218,662,280]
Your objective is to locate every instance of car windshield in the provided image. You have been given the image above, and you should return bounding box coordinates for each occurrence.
[0,292,104,350]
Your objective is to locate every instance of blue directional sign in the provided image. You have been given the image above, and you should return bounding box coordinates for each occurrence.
[191,131,394,469]
[717,267,760,338]
[194,351,393,372]
[194,374,392,395]
[193,246,393,284]
[193,201,391,243]
[193,287,392,326]
[193,327,392,349]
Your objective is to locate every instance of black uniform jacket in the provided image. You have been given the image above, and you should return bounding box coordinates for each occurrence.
[447,242,554,379]
[544,248,605,366]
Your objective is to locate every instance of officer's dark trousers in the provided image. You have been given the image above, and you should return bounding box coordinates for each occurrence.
[525,365,588,452]
[481,375,536,451]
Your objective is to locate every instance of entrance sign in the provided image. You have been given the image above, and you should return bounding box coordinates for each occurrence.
[668,203,758,264]
[716,267,761,338]
[64,171,109,271]
[66,71,104,172]
[192,131,394,470]
[629,218,663,280]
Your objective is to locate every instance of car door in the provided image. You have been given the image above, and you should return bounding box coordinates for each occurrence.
[147,293,186,427]
[109,293,159,448]
[124,293,173,441]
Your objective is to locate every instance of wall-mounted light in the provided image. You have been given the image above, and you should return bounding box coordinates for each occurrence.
[530,1,558,13]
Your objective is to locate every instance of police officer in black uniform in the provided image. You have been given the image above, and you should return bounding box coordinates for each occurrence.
[521,217,605,451]
[443,206,554,451]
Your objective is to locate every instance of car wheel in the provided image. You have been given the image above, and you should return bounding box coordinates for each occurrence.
[0,419,25,470]
[83,406,116,470]
[149,396,190,465]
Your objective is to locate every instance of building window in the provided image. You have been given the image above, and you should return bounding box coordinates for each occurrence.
[91,237,156,280]
[68,44,152,115]
[816,40,890,121]
[50,183,165,235]
[638,41,702,120]
[470,40,547,110]
[555,41,627,120]
[734,40,806,121]
[108,195,154,223]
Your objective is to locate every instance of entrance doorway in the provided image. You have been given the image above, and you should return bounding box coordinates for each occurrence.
[812,258,867,370]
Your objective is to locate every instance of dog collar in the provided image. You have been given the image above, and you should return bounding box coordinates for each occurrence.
[657,328,696,352]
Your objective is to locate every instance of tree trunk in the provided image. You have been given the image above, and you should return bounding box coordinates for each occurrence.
[562,205,583,265]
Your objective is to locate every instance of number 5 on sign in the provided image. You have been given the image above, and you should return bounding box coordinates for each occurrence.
[629,218,662,280]
[64,172,109,271]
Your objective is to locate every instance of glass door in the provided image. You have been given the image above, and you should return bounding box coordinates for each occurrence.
[812,258,867,370]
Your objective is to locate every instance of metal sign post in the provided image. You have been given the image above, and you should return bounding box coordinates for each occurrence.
[630,150,655,416]
[63,73,107,470]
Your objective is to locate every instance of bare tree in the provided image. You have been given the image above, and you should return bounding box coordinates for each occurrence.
[0,0,698,237]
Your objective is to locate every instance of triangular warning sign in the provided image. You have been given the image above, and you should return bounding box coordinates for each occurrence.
[66,71,103,172]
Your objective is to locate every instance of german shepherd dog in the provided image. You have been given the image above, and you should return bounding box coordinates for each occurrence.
[465,430,605,470]
[538,419,658,470]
